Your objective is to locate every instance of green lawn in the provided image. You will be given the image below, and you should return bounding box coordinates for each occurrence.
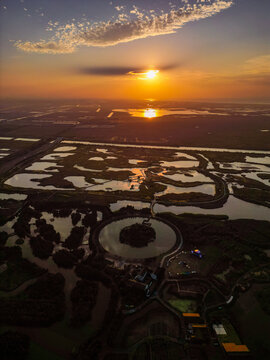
[168,299,197,313]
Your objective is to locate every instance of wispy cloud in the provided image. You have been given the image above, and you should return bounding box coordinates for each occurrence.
[15,1,234,54]
[180,54,270,86]
[77,64,178,76]
[243,54,270,75]
[15,41,75,54]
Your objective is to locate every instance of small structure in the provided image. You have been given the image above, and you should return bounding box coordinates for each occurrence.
[135,271,147,282]
[222,343,249,353]
[192,324,207,328]
[213,324,227,335]
[182,313,200,318]
[131,269,159,297]
[191,249,203,259]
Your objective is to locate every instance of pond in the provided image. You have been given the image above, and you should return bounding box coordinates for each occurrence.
[218,162,270,172]
[174,152,196,160]
[129,159,147,165]
[41,153,74,161]
[160,160,199,168]
[5,173,73,191]
[26,162,63,172]
[154,195,270,221]
[15,138,40,142]
[109,195,270,221]
[156,183,216,196]
[158,170,213,183]
[99,217,178,259]
[245,156,270,165]
[65,176,141,192]
[96,148,108,153]
[74,164,102,172]
[240,172,270,186]
[88,157,104,161]
[0,193,27,201]
[54,146,77,152]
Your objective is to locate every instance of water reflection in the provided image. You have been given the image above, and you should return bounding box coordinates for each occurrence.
[99,217,177,259]
[144,108,157,119]
[113,108,228,118]
[109,196,270,221]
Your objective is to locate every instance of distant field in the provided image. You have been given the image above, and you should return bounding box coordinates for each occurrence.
[0,100,270,150]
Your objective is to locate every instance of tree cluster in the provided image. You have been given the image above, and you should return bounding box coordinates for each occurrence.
[0,273,65,326]
[0,331,30,360]
[119,223,156,248]
[64,226,85,250]
[70,280,98,327]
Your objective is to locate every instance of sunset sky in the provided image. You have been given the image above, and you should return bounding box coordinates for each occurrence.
[0,0,269,102]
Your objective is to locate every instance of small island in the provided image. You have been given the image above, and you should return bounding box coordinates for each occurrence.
[119,223,156,248]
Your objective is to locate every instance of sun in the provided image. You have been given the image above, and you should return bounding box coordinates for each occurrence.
[145,70,159,79]
[144,108,157,118]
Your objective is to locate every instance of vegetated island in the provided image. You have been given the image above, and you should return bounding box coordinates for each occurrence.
[119,222,156,248]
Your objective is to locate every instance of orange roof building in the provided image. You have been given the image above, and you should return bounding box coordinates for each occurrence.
[182,313,200,317]
[222,343,250,353]
[192,324,207,328]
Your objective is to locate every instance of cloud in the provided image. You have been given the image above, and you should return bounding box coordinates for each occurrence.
[184,54,270,87]
[15,40,75,54]
[243,54,270,75]
[15,1,234,54]
[77,64,179,76]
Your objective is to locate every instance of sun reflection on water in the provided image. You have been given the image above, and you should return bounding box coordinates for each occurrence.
[144,108,157,118]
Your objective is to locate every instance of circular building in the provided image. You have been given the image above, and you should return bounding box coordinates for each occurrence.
[96,216,182,259]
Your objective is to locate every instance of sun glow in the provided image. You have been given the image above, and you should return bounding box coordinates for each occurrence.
[144,108,157,118]
[145,70,159,79]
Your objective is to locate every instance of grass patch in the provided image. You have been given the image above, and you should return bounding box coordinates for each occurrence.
[28,341,65,360]
[168,298,197,313]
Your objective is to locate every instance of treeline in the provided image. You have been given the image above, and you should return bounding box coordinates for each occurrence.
[119,223,156,248]
[30,218,61,259]
[32,200,106,216]
[75,264,111,287]
[64,226,85,250]
[13,206,42,238]
[53,248,84,269]
[0,273,65,326]
[0,246,45,291]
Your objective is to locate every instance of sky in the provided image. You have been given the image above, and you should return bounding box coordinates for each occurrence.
[0,0,270,102]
